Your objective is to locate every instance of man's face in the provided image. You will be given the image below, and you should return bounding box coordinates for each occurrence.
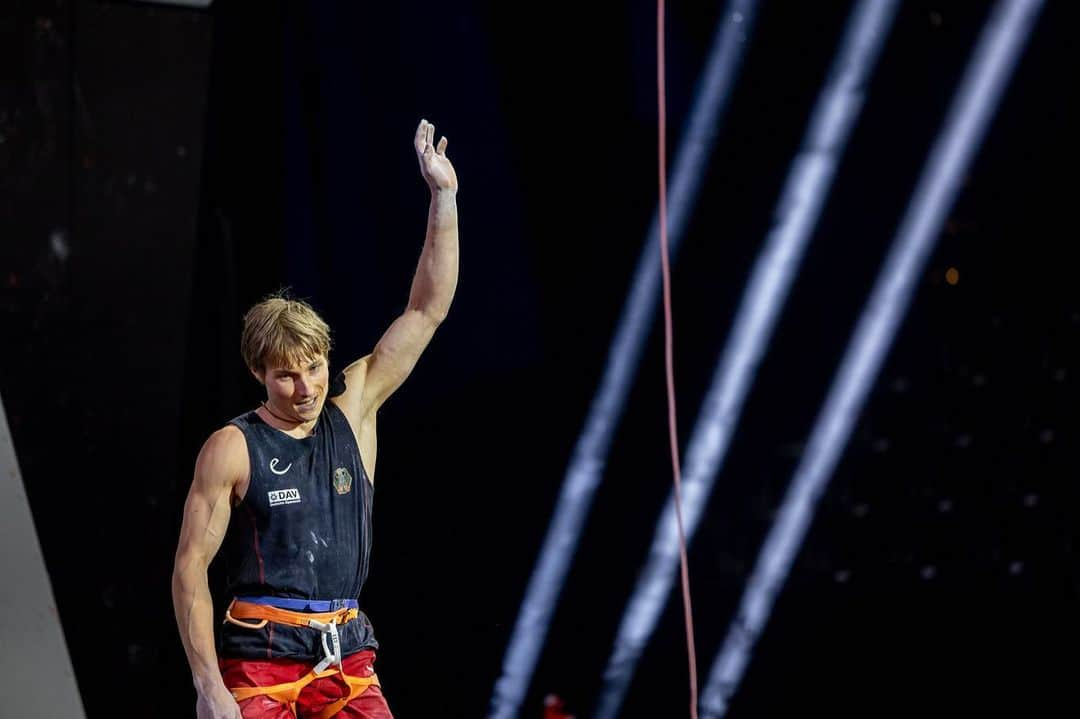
[258,353,330,423]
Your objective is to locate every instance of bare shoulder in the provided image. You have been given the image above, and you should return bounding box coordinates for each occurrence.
[194,425,249,492]
[177,426,249,561]
[330,354,374,434]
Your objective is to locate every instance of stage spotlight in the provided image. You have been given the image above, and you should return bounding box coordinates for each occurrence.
[700,2,1045,715]
[592,2,900,717]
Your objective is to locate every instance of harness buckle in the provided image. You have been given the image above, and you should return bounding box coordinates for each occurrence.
[308,619,342,674]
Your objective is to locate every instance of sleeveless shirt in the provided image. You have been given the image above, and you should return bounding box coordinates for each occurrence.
[217,401,378,660]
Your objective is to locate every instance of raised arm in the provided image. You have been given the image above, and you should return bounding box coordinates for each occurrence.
[172,426,248,719]
[336,118,459,422]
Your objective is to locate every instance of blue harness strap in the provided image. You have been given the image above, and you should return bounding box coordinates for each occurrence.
[237,596,359,612]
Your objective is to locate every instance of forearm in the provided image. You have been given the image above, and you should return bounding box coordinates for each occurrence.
[407,188,459,322]
[172,565,225,692]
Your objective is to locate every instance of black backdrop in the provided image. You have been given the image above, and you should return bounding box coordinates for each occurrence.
[2,1,1078,716]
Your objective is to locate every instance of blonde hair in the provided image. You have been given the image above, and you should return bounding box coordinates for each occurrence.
[241,291,331,373]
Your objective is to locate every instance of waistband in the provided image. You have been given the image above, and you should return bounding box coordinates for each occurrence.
[225,598,359,675]
[236,596,360,612]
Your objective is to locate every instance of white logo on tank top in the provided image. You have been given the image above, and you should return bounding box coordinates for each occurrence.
[268,488,301,506]
[269,458,292,475]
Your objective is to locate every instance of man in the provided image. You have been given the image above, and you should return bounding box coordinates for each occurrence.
[172,118,458,718]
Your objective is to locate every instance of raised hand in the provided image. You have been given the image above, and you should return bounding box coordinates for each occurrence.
[414,119,458,192]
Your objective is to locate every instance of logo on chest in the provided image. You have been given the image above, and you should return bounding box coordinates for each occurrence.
[268,488,302,507]
[333,467,353,495]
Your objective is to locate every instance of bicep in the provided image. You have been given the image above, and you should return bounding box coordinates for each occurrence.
[174,429,245,571]
[356,309,440,412]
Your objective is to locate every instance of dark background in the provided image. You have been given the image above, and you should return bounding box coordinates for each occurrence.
[2,0,1077,716]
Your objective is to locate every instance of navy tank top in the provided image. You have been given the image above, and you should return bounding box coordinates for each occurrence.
[217,401,378,660]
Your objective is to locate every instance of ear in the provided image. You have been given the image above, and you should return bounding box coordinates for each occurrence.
[251,366,266,385]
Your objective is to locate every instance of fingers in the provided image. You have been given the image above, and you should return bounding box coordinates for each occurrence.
[414,119,428,154]
[415,119,449,160]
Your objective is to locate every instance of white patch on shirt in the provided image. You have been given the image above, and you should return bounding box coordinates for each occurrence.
[268,488,301,506]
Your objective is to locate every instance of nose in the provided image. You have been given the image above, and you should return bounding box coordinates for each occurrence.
[295,376,311,397]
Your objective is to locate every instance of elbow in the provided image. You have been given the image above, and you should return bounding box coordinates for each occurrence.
[171,549,206,593]
[424,308,448,326]
[170,567,186,609]
[171,562,187,588]
[171,560,188,597]
[407,304,447,328]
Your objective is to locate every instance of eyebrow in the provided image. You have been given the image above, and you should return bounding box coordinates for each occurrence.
[274,359,322,375]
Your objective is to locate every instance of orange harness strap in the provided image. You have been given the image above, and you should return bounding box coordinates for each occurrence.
[224,599,378,718]
[225,599,359,630]
[310,672,381,719]
[230,668,379,717]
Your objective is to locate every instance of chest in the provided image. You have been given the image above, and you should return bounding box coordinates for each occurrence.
[244,412,369,500]
[244,438,368,527]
